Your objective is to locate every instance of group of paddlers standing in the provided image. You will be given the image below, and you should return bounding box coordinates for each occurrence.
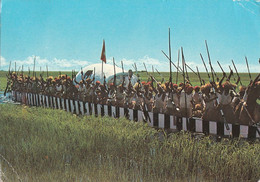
[5,68,260,127]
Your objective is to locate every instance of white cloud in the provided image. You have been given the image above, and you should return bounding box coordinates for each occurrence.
[53,58,88,69]
[0,56,8,70]
[1,55,89,72]
[107,55,163,72]
[0,56,6,64]
[53,58,72,68]
[120,58,136,66]
[139,55,161,65]
[1,55,259,74]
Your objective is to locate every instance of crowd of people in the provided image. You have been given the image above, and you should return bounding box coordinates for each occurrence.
[6,69,260,126]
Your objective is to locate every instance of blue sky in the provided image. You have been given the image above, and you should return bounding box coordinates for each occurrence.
[0,0,259,72]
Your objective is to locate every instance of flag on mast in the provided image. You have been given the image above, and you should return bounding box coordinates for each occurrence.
[100,39,106,63]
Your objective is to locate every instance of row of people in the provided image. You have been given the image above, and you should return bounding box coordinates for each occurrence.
[6,71,260,126]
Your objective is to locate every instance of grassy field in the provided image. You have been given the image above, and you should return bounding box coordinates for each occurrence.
[0,70,258,91]
[0,104,260,181]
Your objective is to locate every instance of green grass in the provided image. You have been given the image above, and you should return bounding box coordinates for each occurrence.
[0,70,258,91]
[1,104,260,181]
[138,71,258,87]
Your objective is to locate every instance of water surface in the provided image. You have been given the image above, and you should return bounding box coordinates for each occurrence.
[0,92,15,104]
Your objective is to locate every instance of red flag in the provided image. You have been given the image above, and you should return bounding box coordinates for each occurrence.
[100,40,106,63]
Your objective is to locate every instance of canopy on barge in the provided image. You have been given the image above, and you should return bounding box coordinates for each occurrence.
[74,63,138,86]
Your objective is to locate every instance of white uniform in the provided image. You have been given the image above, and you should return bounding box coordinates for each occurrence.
[107,90,116,104]
[204,93,215,110]
[180,91,193,109]
[217,91,236,123]
[56,85,62,92]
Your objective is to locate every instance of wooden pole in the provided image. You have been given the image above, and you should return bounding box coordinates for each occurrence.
[229,65,236,82]
[93,67,95,82]
[185,63,198,76]
[113,57,116,86]
[196,66,202,86]
[205,40,215,82]
[162,50,183,73]
[232,59,242,85]
[184,62,190,84]
[245,56,252,81]
[46,65,49,77]
[33,56,36,77]
[121,60,125,84]
[102,60,104,83]
[217,61,227,78]
[181,47,188,118]
[168,28,172,84]
[8,61,11,74]
[176,49,180,84]
[155,68,164,83]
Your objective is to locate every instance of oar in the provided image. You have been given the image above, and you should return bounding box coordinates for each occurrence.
[196,66,203,86]
[245,56,252,81]
[176,49,180,84]
[217,61,227,78]
[155,68,164,83]
[231,60,242,85]
[185,63,198,76]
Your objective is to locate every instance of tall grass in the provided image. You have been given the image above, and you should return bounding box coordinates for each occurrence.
[0,104,260,181]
